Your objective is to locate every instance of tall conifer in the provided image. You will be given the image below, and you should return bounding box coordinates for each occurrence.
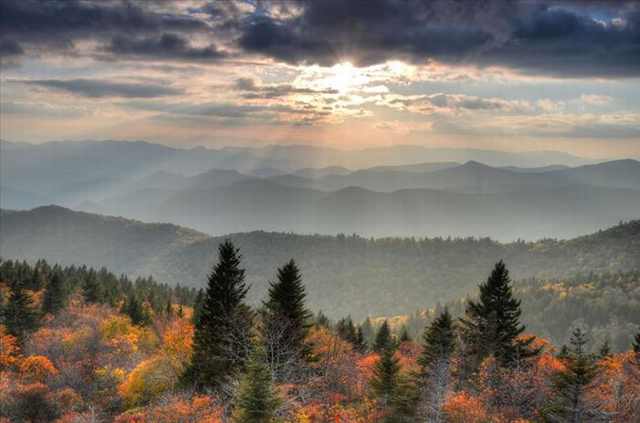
[185,241,252,391]
[374,320,394,353]
[460,260,538,367]
[42,271,66,315]
[3,281,39,343]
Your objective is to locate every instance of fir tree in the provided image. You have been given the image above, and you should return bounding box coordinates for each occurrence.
[418,309,455,374]
[354,326,368,353]
[191,289,204,326]
[337,316,358,344]
[232,348,281,423]
[82,271,100,304]
[371,346,401,406]
[598,339,611,359]
[165,298,173,319]
[399,326,411,343]
[315,310,331,328]
[185,241,252,391]
[633,331,640,354]
[374,320,394,353]
[416,309,455,423]
[460,260,539,367]
[42,271,66,315]
[547,327,602,423]
[3,281,39,343]
[361,317,374,345]
[262,259,313,370]
[122,293,150,326]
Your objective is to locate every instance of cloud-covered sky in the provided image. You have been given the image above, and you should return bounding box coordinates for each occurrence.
[1,0,640,158]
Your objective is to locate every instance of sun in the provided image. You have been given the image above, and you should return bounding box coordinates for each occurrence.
[324,62,370,93]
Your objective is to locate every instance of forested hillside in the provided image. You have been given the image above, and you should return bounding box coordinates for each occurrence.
[2,206,639,319]
[1,250,639,422]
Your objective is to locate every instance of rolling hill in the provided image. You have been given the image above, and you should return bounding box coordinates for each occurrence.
[1,206,639,319]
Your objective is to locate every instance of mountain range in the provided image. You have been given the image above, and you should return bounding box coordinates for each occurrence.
[2,205,639,319]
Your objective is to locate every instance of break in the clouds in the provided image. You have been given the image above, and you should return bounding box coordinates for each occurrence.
[1,0,640,157]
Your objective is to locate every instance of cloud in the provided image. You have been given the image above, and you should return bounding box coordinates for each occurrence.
[0,39,23,57]
[232,77,338,99]
[580,94,613,106]
[380,93,535,115]
[17,78,183,98]
[107,33,226,62]
[235,0,640,77]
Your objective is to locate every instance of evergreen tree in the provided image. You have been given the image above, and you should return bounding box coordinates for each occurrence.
[262,259,313,370]
[177,304,184,319]
[82,271,100,304]
[42,271,66,315]
[374,320,394,353]
[418,309,455,374]
[547,328,602,423]
[371,346,401,406]
[399,326,411,343]
[232,348,281,423]
[165,298,173,319]
[354,326,368,353]
[416,309,455,423]
[337,316,357,344]
[361,317,374,345]
[3,281,39,343]
[191,289,204,326]
[598,339,611,359]
[315,310,331,328]
[122,293,150,326]
[633,331,640,354]
[185,241,252,391]
[460,261,539,367]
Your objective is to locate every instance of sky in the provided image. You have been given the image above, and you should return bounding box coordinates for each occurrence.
[1,0,640,158]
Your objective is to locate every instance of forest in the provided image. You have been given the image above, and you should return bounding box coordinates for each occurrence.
[1,244,639,422]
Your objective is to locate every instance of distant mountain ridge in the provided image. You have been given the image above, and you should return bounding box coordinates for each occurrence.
[1,206,639,318]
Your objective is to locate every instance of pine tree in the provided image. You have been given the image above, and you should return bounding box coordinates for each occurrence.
[42,271,66,315]
[191,289,204,326]
[82,271,100,304]
[374,320,394,353]
[122,293,150,326]
[3,281,39,344]
[262,259,313,372]
[459,260,539,367]
[399,326,411,343]
[354,326,368,353]
[416,309,455,423]
[184,241,252,391]
[232,348,281,423]
[418,309,455,374]
[361,317,374,345]
[371,346,401,406]
[548,328,602,423]
[315,310,331,328]
[165,298,173,319]
[337,316,357,344]
[598,339,611,359]
[633,331,640,354]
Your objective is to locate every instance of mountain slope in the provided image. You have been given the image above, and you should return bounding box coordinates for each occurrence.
[2,206,639,319]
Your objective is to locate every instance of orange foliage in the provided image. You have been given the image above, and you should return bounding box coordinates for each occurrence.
[443,391,489,423]
[19,355,58,383]
[114,394,223,423]
[0,325,20,370]
[162,319,194,371]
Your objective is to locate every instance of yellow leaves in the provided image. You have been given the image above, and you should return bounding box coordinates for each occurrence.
[0,325,20,370]
[100,315,158,355]
[19,355,58,383]
[118,356,175,407]
[162,319,194,372]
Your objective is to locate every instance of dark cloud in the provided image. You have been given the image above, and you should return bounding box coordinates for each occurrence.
[0,39,23,57]
[236,0,640,77]
[0,0,207,54]
[18,78,183,98]
[233,77,337,99]
[108,33,225,62]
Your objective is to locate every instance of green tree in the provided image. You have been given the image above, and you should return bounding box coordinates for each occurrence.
[184,241,252,391]
[3,281,39,343]
[232,348,281,423]
[460,260,539,367]
[191,289,204,326]
[399,326,411,343]
[42,271,66,315]
[82,270,100,304]
[337,316,357,344]
[122,293,150,326]
[374,320,394,353]
[262,259,313,369]
[416,309,455,423]
[354,326,368,353]
[371,346,401,406]
[598,339,611,359]
[547,327,602,423]
[418,309,455,374]
[633,330,640,353]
